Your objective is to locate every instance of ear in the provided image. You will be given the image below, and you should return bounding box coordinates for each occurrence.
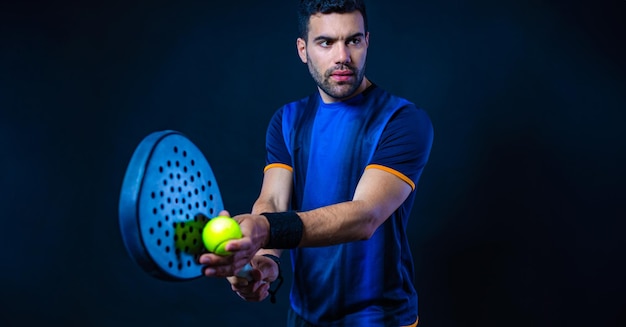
[296,38,307,64]
[365,32,370,47]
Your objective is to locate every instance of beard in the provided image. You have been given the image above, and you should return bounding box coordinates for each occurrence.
[306,54,366,100]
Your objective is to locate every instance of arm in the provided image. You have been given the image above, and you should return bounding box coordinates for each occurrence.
[297,167,412,246]
[221,167,292,302]
[204,166,412,278]
[223,167,409,302]
[206,105,432,277]
[261,106,430,248]
[200,105,292,278]
[250,166,292,256]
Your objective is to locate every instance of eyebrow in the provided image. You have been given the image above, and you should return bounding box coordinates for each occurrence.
[312,32,365,43]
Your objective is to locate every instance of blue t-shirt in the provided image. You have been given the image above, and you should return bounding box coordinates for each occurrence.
[265,85,433,326]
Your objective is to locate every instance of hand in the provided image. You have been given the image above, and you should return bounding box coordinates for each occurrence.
[227,254,279,302]
[199,211,269,278]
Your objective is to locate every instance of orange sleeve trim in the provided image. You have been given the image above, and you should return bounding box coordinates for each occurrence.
[366,164,416,191]
[264,163,293,173]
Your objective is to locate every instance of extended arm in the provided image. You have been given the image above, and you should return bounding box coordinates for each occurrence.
[296,166,411,246]
[250,167,292,256]
[216,167,292,302]
[204,102,432,279]
[202,165,412,278]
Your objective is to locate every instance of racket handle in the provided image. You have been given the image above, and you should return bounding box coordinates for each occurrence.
[236,263,254,281]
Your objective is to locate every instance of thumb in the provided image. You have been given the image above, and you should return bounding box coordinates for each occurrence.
[255,256,279,283]
[250,267,263,282]
[217,210,231,217]
[250,267,272,293]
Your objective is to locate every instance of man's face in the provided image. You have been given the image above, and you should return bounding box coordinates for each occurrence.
[297,11,369,103]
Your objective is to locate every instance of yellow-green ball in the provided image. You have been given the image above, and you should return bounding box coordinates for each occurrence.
[202,216,242,255]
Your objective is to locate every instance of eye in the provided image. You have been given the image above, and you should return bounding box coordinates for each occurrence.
[318,40,332,48]
[348,38,362,46]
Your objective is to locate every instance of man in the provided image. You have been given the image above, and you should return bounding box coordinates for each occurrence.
[200,0,433,326]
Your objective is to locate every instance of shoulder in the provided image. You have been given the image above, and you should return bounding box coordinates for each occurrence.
[392,103,433,128]
[367,86,433,144]
[371,85,430,121]
[362,84,432,131]
[362,84,414,112]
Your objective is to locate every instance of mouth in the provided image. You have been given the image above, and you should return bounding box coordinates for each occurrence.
[330,69,354,82]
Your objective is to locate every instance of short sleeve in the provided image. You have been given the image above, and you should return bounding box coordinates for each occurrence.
[265,107,293,172]
[368,106,434,190]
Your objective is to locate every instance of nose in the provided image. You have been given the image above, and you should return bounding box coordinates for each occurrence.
[335,43,351,64]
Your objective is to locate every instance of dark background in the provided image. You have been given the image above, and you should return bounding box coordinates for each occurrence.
[1,0,625,326]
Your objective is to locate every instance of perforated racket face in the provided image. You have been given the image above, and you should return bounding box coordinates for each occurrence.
[119,130,223,280]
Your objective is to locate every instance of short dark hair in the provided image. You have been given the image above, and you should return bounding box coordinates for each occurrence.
[297,0,368,40]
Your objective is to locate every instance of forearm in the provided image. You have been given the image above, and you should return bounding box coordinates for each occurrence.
[262,168,412,249]
[297,200,379,247]
[252,197,286,216]
[257,200,381,250]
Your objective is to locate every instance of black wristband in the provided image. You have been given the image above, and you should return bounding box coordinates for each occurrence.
[261,211,304,249]
[261,254,283,304]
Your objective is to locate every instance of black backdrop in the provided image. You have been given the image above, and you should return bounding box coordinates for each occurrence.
[1,0,625,326]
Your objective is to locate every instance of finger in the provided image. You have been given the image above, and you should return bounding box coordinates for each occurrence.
[200,253,237,278]
[231,282,255,294]
[198,252,233,265]
[253,256,279,282]
[203,266,217,277]
[202,262,236,277]
[225,238,253,252]
[218,210,230,217]
[231,283,254,294]
[237,285,269,302]
[247,283,270,301]
[228,276,250,288]
[232,281,256,296]
[209,264,236,277]
[252,279,269,293]
[249,266,263,282]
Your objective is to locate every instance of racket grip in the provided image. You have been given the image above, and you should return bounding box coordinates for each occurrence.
[236,263,253,281]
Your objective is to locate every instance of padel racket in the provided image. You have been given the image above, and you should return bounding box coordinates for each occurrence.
[118,130,252,281]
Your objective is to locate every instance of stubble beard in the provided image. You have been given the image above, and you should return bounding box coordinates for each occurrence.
[307,55,366,101]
